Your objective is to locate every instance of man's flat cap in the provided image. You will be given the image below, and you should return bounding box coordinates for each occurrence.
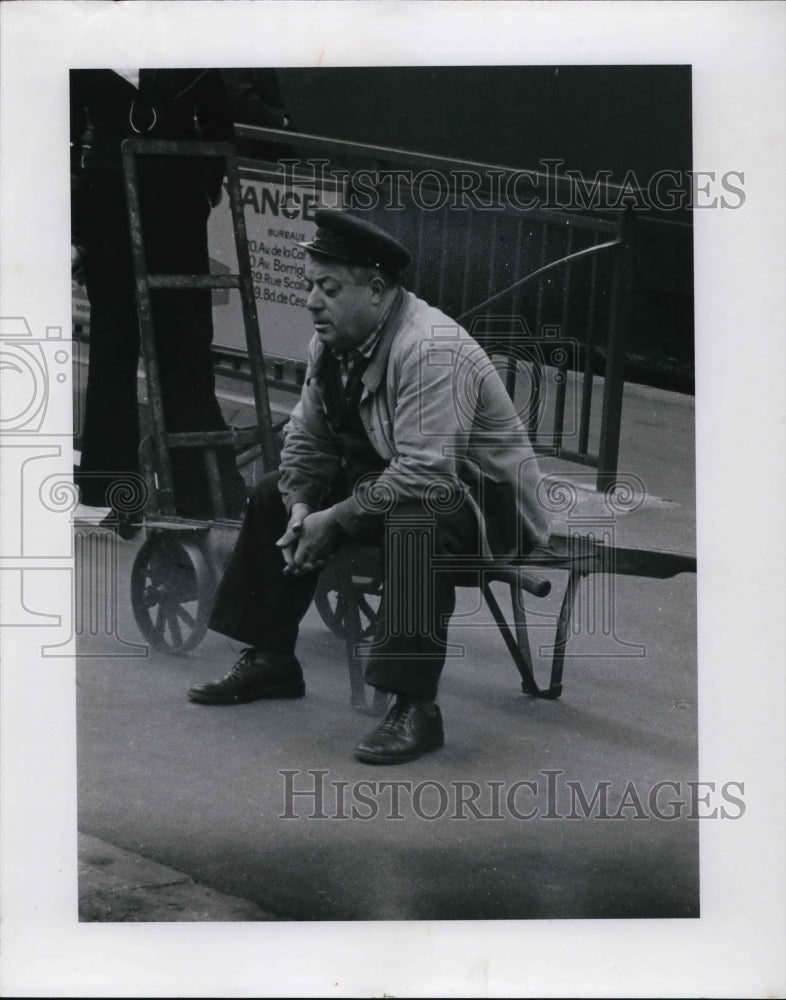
[296,209,411,273]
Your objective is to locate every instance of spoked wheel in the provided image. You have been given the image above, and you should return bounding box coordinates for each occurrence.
[131,531,215,654]
[313,578,381,640]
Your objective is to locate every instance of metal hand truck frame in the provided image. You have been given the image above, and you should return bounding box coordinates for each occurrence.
[123,138,279,655]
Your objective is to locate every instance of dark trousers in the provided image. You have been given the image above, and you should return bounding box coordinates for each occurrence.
[75,171,246,517]
[208,472,480,701]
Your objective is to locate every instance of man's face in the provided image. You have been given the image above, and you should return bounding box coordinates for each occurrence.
[303,256,380,352]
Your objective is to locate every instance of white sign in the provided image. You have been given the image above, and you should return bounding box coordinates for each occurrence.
[208,167,340,362]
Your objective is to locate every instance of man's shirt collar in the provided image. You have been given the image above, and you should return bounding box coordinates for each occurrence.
[332,292,400,384]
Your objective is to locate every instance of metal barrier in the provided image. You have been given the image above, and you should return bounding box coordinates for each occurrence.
[72,126,643,491]
[234,125,637,490]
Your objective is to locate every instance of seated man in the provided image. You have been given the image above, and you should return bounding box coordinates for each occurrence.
[188,209,550,764]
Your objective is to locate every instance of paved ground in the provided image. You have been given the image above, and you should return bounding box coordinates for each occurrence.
[78,832,279,921]
[75,379,697,922]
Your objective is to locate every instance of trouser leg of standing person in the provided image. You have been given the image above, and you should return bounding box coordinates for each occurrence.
[79,267,142,508]
[187,471,318,704]
[76,175,143,511]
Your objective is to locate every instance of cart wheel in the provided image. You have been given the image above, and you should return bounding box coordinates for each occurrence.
[313,578,381,640]
[131,532,215,654]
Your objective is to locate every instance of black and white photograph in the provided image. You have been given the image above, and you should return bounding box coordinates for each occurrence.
[1,2,784,997]
[69,60,700,920]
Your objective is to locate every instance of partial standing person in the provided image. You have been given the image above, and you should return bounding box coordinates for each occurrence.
[71,69,247,534]
[188,210,551,764]
[220,68,296,162]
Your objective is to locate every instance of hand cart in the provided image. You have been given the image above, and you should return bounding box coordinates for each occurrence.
[312,534,696,713]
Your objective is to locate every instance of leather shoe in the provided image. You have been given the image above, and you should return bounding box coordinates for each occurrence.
[354,699,444,764]
[188,648,305,704]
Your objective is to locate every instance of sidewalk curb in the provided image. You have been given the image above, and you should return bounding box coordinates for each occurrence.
[78,833,280,922]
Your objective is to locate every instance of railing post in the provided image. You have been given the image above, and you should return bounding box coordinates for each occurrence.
[597,206,636,492]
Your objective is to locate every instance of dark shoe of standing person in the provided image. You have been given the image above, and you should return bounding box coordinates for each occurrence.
[187,648,305,705]
[354,698,444,764]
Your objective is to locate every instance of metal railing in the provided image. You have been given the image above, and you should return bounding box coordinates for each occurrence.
[233,125,638,490]
[72,126,644,491]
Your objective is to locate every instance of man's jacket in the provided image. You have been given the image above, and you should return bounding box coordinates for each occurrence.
[279,289,551,556]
